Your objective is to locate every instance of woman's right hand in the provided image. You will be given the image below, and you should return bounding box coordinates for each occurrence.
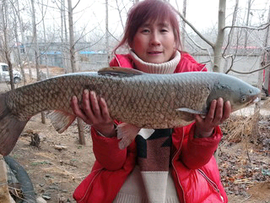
[70,90,116,137]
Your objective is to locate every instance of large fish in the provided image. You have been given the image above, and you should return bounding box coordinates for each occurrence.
[0,67,260,155]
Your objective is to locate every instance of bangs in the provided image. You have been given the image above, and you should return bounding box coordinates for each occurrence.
[127,0,180,47]
[114,0,182,53]
[141,3,174,25]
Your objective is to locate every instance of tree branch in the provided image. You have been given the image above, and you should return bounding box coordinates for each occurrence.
[73,0,81,10]
[223,22,270,31]
[176,11,215,49]
[227,63,270,75]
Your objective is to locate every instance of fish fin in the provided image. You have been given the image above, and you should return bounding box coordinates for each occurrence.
[98,67,144,77]
[0,93,28,156]
[48,110,76,133]
[117,123,140,150]
[176,108,205,115]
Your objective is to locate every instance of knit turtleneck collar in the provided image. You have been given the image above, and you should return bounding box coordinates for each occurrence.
[129,50,181,74]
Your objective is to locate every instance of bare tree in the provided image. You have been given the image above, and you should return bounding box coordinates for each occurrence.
[178,0,270,73]
[106,0,109,63]
[244,0,252,48]
[181,0,187,47]
[251,5,270,139]
[67,0,85,145]
[0,0,15,90]
[262,6,270,91]
[40,0,50,78]
[30,0,46,124]
[223,0,239,73]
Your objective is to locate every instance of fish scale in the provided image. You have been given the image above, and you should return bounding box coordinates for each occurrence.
[0,67,261,155]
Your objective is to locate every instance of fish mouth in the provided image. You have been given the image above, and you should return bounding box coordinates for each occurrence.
[253,97,260,103]
[245,95,260,107]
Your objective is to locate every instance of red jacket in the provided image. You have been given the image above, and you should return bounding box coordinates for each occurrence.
[73,52,228,203]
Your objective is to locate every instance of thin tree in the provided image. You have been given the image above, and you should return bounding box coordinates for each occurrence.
[223,0,239,73]
[67,0,85,145]
[251,5,270,140]
[9,0,27,85]
[106,0,109,63]
[30,0,46,124]
[244,0,252,48]
[1,0,15,90]
[181,0,187,47]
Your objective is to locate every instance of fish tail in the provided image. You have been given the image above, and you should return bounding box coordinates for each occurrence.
[0,93,27,156]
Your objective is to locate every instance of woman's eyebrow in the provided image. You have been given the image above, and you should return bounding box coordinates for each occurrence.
[140,23,151,28]
[158,22,170,27]
[140,22,170,28]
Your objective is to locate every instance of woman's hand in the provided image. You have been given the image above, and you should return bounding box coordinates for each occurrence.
[194,98,231,138]
[70,90,116,137]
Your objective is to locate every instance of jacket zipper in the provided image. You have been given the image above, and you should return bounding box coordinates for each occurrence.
[171,130,186,203]
[197,169,224,202]
[171,131,224,203]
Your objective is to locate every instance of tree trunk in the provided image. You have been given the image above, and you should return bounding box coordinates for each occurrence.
[181,0,187,48]
[224,0,239,73]
[31,0,46,124]
[11,0,26,85]
[61,0,68,70]
[67,0,76,73]
[1,0,15,90]
[15,0,27,85]
[67,0,85,145]
[251,5,270,140]
[105,0,110,64]
[42,4,49,78]
[263,6,270,92]
[213,0,226,72]
[244,0,252,48]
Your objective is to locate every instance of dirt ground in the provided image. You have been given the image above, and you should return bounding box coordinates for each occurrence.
[1,67,270,202]
[8,114,269,203]
[6,110,270,203]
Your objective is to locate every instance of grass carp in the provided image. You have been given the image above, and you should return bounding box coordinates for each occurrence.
[0,67,260,155]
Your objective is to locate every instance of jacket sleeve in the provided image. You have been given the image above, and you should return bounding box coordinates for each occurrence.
[178,123,222,169]
[88,55,133,170]
[91,127,128,170]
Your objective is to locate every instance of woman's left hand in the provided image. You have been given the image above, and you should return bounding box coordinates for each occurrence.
[194,98,231,138]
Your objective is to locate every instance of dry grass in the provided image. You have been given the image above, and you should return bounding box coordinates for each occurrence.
[221,98,270,143]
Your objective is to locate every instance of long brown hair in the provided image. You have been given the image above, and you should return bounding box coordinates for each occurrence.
[113,0,182,53]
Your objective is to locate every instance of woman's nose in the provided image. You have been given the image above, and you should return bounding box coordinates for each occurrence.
[150,32,161,46]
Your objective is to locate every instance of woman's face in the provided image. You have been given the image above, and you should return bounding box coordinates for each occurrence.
[131,20,176,64]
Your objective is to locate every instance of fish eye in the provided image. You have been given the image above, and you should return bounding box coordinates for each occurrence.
[241,96,247,103]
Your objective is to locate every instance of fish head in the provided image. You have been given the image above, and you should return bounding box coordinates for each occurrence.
[206,73,261,112]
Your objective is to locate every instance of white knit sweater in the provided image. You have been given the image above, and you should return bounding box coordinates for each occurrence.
[113,51,181,203]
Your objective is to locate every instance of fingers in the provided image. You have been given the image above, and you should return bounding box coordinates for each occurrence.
[222,100,231,121]
[206,98,231,125]
[195,98,232,138]
[82,90,99,121]
[99,97,111,122]
[70,90,113,127]
[204,99,217,123]
[211,98,223,125]
[70,95,88,121]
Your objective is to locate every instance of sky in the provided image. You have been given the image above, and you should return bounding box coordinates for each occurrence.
[33,0,270,44]
[69,0,270,37]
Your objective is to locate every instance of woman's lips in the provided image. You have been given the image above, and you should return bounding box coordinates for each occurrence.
[148,51,162,55]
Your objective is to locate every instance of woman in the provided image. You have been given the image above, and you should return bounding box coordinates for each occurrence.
[71,0,230,202]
